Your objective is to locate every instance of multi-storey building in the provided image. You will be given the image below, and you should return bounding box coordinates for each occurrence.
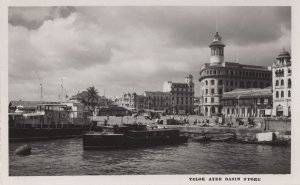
[199,32,272,116]
[143,91,171,113]
[221,88,273,117]
[115,93,138,112]
[272,49,291,117]
[163,75,194,114]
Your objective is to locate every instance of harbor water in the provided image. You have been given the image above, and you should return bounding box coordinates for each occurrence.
[9,138,290,175]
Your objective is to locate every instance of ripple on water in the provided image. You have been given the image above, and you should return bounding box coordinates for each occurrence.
[9,138,291,175]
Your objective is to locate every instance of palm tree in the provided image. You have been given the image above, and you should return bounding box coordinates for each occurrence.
[86,86,99,110]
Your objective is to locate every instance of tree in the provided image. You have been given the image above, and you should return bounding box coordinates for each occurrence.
[86,86,99,109]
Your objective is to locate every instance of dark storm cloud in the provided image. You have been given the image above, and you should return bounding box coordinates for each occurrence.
[8,6,291,100]
[80,6,290,48]
[9,7,76,30]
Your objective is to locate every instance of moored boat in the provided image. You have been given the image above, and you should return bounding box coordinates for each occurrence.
[190,134,212,142]
[206,133,236,142]
[83,123,188,150]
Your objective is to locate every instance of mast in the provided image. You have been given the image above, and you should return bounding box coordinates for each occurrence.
[40,83,43,103]
[60,79,64,103]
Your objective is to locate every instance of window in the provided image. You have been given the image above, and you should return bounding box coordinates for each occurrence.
[205,80,208,85]
[230,81,233,86]
[211,89,215,94]
[259,82,264,88]
[219,88,223,94]
[246,82,251,88]
[281,79,284,86]
[211,80,215,85]
[288,79,291,88]
[260,98,264,104]
[213,70,216,74]
[288,91,291,97]
[276,80,279,86]
[211,98,214,103]
[276,91,279,98]
[281,91,284,97]
[218,80,223,85]
[253,82,258,88]
[206,89,208,94]
[240,82,245,88]
[205,98,207,103]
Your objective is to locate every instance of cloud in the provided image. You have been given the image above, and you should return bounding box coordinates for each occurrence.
[9,7,76,29]
[8,6,291,101]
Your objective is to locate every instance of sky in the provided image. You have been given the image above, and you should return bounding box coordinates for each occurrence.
[8,6,291,101]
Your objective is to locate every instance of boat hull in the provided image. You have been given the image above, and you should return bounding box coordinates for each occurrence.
[83,130,188,150]
[9,128,89,142]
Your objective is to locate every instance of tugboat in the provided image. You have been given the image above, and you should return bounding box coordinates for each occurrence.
[83,123,188,150]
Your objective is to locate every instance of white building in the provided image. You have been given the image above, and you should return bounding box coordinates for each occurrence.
[272,49,291,117]
[163,74,194,114]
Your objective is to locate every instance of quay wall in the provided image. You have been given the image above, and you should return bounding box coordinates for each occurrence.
[166,125,263,135]
[264,119,291,133]
[96,116,290,134]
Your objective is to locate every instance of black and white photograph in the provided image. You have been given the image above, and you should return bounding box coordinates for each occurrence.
[1,1,300,185]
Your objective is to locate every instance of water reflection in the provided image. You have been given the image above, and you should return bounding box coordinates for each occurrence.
[9,139,290,175]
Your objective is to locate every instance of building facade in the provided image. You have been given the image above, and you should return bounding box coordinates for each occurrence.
[221,88,273,118]
[142,91,171,113]
[163,75,194,114]
[272,49,291,117]
[199,32,272,116]
[114,93,140,112]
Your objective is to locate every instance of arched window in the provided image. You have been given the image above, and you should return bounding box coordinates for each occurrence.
[205,80,208,85]
[281,91,284,97]
[276,91,279,98]
[212,106,215,113]
[253,82,258,88]
[288,90,291,97]
[281,79,284,86]
[276,80,279,86]
[288,79,291,88]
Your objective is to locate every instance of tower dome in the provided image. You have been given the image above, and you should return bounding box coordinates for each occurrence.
[277,48,290,58]
[276,48,291,65]
[209,32,225,66]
